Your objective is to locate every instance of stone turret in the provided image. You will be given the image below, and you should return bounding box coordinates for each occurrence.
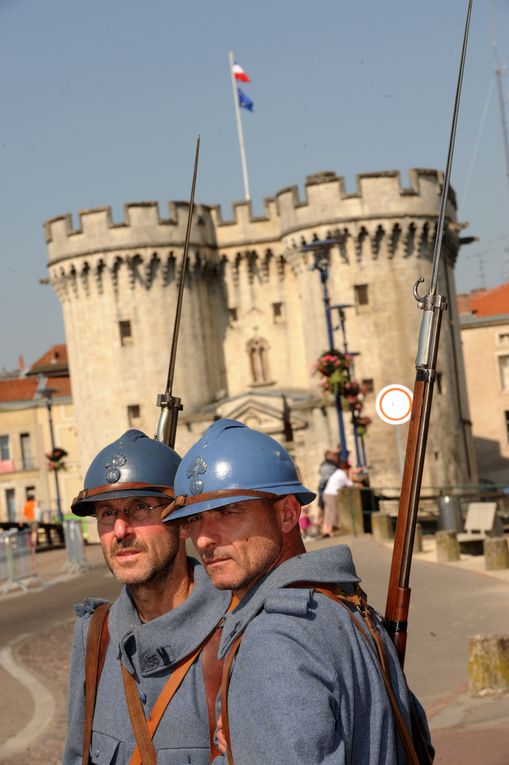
[46,169,476,490]
[46,202,226,468]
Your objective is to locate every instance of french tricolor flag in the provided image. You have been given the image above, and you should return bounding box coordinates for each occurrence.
[233,61,251,82]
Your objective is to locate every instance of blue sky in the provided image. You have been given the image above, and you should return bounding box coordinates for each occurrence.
[1,0,508,371]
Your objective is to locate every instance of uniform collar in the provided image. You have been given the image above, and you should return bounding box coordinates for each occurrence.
[108,557,230,676]
[218,546,360,658]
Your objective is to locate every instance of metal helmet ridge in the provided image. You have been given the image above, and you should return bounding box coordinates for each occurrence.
[71,429,181,517]
[163,418,315,522]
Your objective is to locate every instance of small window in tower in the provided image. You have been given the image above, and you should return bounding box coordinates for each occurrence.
[119,320,133,346]
[272,302,285,323]
[127,404,141,427]
[362,379,374,394]
[505,411,509,442]
[499,332,509,345]
[228,307,238,325]
[436,372,443,395]
[354,284,369,306]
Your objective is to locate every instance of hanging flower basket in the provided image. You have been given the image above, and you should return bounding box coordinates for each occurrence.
[314,349,372,436]
[46,447,68,471]
[314,350,352,395]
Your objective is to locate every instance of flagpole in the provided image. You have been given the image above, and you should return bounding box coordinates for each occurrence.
[228,51,251,201]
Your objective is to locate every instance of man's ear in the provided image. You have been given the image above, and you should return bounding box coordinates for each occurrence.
[275,495,301,533]
[179,523,191,540]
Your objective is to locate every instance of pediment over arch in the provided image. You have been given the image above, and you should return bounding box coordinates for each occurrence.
[215,393,308,439]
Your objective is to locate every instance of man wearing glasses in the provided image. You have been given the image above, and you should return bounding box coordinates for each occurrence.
[62,429,230,765]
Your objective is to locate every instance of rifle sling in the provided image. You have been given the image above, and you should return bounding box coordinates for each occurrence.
[123,639,205,765]
[221,582,429,765]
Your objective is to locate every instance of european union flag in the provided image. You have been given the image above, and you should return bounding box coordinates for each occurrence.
[238,87,254,112]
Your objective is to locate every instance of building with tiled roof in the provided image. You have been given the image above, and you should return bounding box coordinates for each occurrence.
[27,344,69,377]
[458,283,509,484]
[0,346,81,525]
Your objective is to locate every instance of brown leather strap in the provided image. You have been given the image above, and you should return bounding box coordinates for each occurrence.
[201,595,239,759]
[202,623,225,759]
[126,596,238,765]
[122,663,158,765]
[220,633,244,765]
[83,604,110,765]
[124,639,209,765]
[72,482,174,507]
[161,489,277,519]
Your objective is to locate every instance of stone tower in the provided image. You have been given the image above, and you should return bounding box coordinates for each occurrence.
[45,169,476,492]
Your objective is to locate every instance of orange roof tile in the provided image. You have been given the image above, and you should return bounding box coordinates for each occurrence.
[0,376,71,403]
[28,344,68,375]
[457,283,509,317]
[469,283,509,317]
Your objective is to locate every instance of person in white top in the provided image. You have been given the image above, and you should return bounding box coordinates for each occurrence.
[321,461,356,538]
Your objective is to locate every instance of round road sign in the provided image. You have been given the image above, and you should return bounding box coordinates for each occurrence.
[375,384,413,425]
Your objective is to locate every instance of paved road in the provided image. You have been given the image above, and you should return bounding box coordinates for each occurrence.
[0,548,120,763]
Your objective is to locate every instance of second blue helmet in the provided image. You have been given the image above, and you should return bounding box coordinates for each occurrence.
[164,418,315,522]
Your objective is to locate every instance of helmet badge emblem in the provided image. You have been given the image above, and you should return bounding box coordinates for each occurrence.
[187,456,207,495]
[104,453,127,484]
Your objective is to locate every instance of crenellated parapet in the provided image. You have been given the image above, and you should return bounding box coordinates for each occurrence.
[211,168,458,247]
[45,201,218,262]
[45,201,224,302]
[46,168,461,300]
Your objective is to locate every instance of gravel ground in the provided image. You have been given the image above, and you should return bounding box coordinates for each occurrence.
[2,620,75,765]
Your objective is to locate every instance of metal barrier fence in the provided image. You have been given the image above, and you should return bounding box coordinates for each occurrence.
[0,529,39,593]
[63,520,89,574]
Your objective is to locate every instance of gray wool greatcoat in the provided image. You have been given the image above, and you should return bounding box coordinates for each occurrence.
[213,546,433,765]
[62,558,230,765]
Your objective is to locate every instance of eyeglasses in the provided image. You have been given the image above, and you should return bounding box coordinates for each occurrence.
[95,501,170,527]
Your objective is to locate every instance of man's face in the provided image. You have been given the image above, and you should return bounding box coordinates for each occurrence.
[182,499,285,597]
[96,496,180,586]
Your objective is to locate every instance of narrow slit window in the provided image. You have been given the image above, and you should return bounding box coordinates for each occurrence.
[119,320,133,346]
[354,284,369,306]
[127,404,141,426]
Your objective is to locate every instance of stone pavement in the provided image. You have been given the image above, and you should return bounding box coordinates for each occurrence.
[1,534,508,764]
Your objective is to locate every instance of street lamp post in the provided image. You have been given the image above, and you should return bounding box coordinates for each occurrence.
[44,394,63,523]
[35,375,64,524]
[331,304,366,468]
[302,239,349,463]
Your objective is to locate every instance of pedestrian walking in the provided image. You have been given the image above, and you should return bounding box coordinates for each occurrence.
[321,460,362,537]
[62,429,230,765]
[317,449,339,514]
[22,495,40,547]
[164,419,433,764]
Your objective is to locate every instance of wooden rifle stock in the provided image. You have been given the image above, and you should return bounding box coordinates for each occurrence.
[384,0,473,667]
[384,378,435,666]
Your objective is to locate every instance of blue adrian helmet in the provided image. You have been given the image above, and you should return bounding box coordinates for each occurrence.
[162,419,315,522]
[71,429,181,517]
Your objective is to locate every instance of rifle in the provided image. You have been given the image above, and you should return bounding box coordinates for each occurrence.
[384,0,474,668]
[155,136,200,448]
